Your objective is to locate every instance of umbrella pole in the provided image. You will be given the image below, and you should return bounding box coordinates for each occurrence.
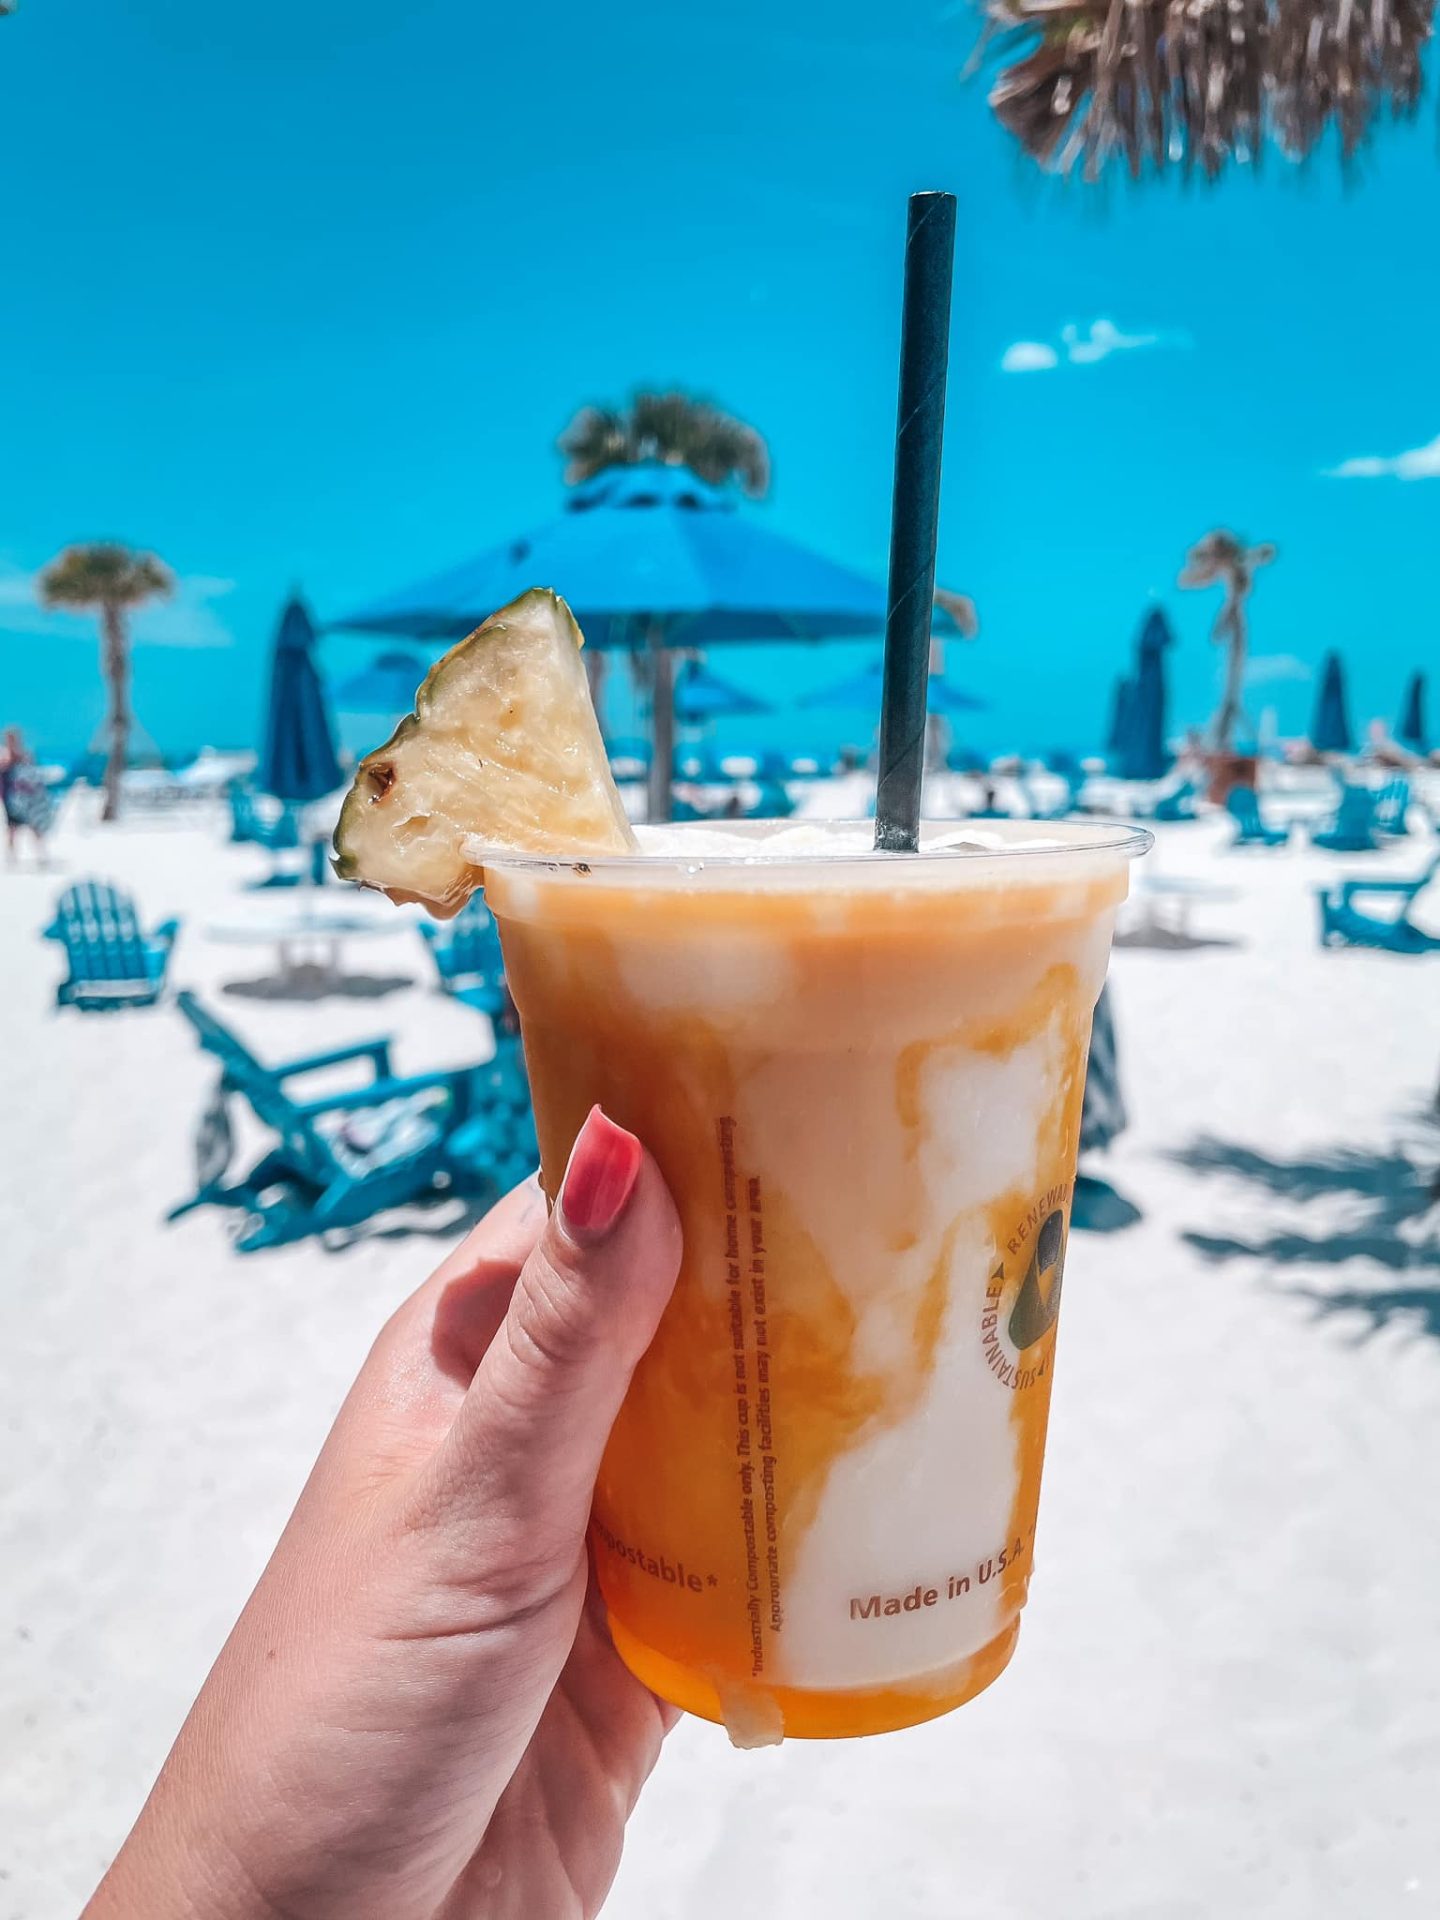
[645,620,675,824]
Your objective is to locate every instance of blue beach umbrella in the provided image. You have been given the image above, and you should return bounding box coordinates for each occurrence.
[1105,674,1134,756]
[1396,671,1428,753]
[332,463,969,818]
[674,660,771,724]
[800,657,985,716]
[334,464,958,647]
[335,648,430,713]
[1117,608,1173,781]
[1311,651,1354,755]
[259,595,342,803]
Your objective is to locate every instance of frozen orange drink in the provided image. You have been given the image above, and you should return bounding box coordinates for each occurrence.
[331,590,1149,1744]
[481,818,1147,1744]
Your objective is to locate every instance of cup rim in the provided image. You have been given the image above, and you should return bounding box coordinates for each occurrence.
[469,816,1154,874]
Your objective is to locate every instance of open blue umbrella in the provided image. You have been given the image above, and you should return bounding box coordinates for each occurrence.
[1105,674,1134,756]
[333,462,968,819]
[1116,608,1174,781]
[259,595,342,803]
[674,660,771,724]
[334,464,960,646]
[800,657,985,716]
[335,648,430,713]
[1397,671,1428,753]
[1311,651,1353,754]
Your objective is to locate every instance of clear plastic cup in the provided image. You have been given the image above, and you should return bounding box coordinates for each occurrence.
[481,819,1150,1744]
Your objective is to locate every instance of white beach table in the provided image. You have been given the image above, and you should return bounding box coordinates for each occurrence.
[1131,873,1239,940]
[203,897,418,985]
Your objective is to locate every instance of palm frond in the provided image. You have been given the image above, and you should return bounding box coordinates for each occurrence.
[979,0,1436,182]
[38,542,173,612]
[557,406,629,485]
[934,587,980,638]
[557,391,771,496]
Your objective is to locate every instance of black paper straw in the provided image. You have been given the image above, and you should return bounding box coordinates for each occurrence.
[874,191,956,853]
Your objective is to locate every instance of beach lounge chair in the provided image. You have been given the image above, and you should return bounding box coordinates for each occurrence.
[1375,777,1411,838]
[744,777,796,820]
[1316,856,1440,953]
[228,781,301,852]
[1023,768,1084,821]
[442,1033,538,1195]
[169,990,492,1250]
[1225,787,1289,848]
[1313,784,1380,853]
[1150,779,1198,823]
[44,881,179,1010]
[969,789,1010,820]
[419,897,508,1015]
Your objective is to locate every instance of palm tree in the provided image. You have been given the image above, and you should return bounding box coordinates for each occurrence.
[558,392,769,817]
[1178,530,1276,753]
[933,588,979,640]
[559,391,770,497]
[39,542,173,821]
[977,0,1431,183]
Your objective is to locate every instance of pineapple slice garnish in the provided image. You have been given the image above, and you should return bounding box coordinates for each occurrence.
[333,587,635,916]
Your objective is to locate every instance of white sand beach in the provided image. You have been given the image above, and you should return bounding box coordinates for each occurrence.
[3,787,1439,1919]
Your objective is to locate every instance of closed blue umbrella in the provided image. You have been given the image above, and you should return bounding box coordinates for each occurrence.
[1105,675,1134,756]
[333,463,969,819]
[1311,651,1353,755]
[1117,609,1173,781]
[674,660,771,724]
[1397,671,1428,753]
[259,595,342,803]
[800,657,985,716]
[335,649,429,713]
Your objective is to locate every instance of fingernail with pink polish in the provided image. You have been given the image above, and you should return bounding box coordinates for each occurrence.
[559,1107,642,1243]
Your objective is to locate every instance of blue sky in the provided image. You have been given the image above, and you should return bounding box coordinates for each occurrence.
[2,0,1436,765]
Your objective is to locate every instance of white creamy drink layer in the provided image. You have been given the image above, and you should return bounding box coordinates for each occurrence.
[762,924,1112,1689]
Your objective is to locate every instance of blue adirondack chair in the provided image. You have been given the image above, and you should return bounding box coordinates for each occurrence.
[228,781,302,852]
[169,991,491,1250]
[419,896,509,1014]
[1375,777,1411,838]
[1024,768,1084,821]
[443,1033,539,1195]
[1225,787,1289,847]
[1316,856,1440,953]
[44,881,179,1010]
[1313,784,1380,853]
[1151,778,1198,823]
[743,776,797,820]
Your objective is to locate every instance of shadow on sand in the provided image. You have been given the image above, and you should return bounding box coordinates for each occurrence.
[1169,1128,1440,1333]
[313,1189,500,1252]
[222,968,416,1002]
[1112,926,1241,953]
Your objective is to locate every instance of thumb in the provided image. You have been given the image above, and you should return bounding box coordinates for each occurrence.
[415,1107,682,1615]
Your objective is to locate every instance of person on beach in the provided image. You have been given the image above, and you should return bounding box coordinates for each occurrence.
[85,1108,682,1920]
[2,725,53,863]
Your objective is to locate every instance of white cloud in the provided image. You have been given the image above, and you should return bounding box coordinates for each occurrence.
[1001,340,1060,374]
[1063,318,1158,364]
[1244,653,1311,687]
[1324,432,1440,481]
[0,561,235,649]
[1001,317,1190,375]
